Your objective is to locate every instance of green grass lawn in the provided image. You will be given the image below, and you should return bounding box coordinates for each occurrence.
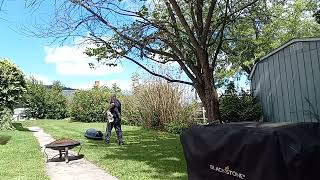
[0,125,49,180]
[22,119,187,180]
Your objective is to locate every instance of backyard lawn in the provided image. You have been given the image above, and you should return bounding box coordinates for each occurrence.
[22,119,187,180]
[0,124,49,180]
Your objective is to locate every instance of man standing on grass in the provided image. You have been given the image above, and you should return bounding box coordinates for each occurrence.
[105,94,124,145]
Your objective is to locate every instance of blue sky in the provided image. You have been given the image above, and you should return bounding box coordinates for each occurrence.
[0,0,140,91]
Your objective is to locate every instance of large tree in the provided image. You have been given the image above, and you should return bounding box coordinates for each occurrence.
[28,0,268,122]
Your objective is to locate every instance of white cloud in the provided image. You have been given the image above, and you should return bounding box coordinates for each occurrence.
[29,74,52,85]
[44,39,124,76]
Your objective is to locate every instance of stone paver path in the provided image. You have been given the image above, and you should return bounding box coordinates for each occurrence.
[28,126,117,180]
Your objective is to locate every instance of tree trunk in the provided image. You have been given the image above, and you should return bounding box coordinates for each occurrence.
[195,49,221,123]
[196,82,221,123]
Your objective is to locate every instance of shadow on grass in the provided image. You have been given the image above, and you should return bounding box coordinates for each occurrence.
[86,129,187,179]
[47,154,85,162]
[12,123,30,131]
[0,135,11,145]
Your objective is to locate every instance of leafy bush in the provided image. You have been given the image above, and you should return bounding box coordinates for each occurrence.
[164,120,187,134]
[45,82,68,119]
[123,79,197,133]
[23,79,68,119]
[123,80,182,129]
[0,59,26,111]
[0,108,14,130]
[219,82,262,122]
[70,87,112,122]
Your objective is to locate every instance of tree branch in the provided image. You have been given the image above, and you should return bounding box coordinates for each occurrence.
[212,0,229,69]
[123,54,193,85]
[92,33,195,86]
[0,0,4,11]
[207,0,259,46]
[160,38,200,82]
[167,0,201,50]
[190,2,198,33]
[196,0,203,38]
[201,0,217,46]
[165,1,183,48]
[74,1,181,61]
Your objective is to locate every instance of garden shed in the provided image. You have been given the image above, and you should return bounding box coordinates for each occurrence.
[249,38,320,122]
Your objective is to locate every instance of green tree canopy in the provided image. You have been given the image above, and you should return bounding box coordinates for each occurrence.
[220,0,320,78]
[0,59,26,110]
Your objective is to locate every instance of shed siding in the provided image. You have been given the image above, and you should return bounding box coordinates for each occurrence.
[274,53,283,122]
[282,48,291,122]
[304,43,317,122]
[278,49,288,121]
[255,65,261,104]
[265,61,272,121]
[286,47,298,122]
[314,44,320,117]
[297,51,308,122]
[252,40,320,122]
[268,55,277,121]
[261,62,268,121]
[291,48,304,122]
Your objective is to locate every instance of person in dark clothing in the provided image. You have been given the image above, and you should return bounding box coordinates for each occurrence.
[105,95,124,145]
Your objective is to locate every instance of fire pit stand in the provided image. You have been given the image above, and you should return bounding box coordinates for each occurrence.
[44,139,82,163]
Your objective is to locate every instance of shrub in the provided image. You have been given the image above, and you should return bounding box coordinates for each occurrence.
[0,108,14,130]
[123,80,183,130]
[70,87,112,122]
[123,79,197,133]
[45,82,68,119]
[219,82,262,122]
[121,95,143,126]
[164,120,187,134]
[23,79,68,119]
[0,59,26,111]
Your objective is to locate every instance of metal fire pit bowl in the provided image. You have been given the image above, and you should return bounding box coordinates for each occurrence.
[44,139,82,163]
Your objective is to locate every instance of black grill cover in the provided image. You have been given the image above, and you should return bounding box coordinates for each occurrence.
[180,122,320,180]
[84,128,103,140]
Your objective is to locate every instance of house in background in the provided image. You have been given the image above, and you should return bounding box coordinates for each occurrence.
[45,85,77,98]
[250,38,320,123]
[13,108,29,121]
[61,87,77,98]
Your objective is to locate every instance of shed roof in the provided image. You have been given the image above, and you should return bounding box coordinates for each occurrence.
[249,37,320,80]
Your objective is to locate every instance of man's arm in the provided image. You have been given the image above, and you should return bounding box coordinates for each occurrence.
[104,103,114,114]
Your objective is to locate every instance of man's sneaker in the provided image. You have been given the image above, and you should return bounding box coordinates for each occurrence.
[105,141,110,145]
[118,142,124,145]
